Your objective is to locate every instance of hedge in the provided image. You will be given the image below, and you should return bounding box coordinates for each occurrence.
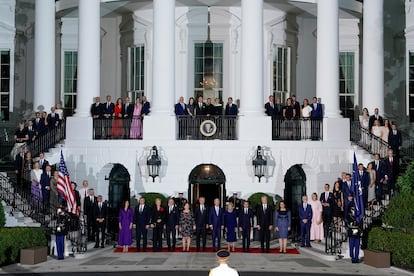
[139,192,167,207]
[0,227,47,266]
[368,227,414,268]
[247,192,275,210]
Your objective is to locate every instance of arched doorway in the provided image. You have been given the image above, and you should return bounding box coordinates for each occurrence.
[284,164,306,241]
[107,163,131,239]
[188,164,226,207]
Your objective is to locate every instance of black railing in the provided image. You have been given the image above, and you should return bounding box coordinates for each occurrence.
[92,117,143,140]
[350,121,389,158]
[325,218,346,256]
[26,121,66,157]
[272,118,323,141]
[176,115,238,140]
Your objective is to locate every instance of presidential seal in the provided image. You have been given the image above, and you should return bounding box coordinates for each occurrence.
[200,119,217,137]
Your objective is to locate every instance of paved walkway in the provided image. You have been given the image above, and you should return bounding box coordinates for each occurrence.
[1,239,412,276]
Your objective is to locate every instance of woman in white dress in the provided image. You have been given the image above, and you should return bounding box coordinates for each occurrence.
[301,99,312,140]
[359,108,370,148]
[366,162,377,207]
[371,120,383,154]
[381,119,390,157]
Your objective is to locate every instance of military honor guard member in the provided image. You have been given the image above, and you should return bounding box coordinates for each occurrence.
[209,250,239,276]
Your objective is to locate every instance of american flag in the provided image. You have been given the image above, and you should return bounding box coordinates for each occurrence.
[58,151,78,215]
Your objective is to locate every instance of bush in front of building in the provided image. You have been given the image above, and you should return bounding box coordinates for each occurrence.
[247,192,274,210]
[0,203,5,228]
[0,227,47,266]
[139,192,167,207]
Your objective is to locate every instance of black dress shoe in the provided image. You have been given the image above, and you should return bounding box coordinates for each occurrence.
[300,244,306,247]
[306,245,312,248]
[101,245,105,248]
[94,245,99,248]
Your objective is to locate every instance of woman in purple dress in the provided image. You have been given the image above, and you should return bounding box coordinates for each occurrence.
[118,200,133,252]
[224,202,237,252]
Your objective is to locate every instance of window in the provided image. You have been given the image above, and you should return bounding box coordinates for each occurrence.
[409,52,414,122]
[194,42,223,102]
[339,52,355,119]
[272,46,290,103]
[0,50,10,121]
[63,51,78,113]
[128,46,145,101]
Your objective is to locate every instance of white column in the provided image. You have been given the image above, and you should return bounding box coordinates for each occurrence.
[34,0,55,112]
[316,0,341,118]
[75,0,100,117]
[151,0,175,114]
[362,0,384,115]
[240,0,263,115]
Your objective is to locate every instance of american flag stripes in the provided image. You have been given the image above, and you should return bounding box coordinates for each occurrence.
[58,150,78,215]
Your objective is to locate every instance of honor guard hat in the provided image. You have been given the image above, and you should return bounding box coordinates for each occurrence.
[216,249,230,260]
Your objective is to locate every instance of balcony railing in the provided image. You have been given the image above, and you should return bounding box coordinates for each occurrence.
[93,117,143,140]
[350,121,389,158]
[26,121,66,157]
[271,118,323,141]
[176,115,238,140]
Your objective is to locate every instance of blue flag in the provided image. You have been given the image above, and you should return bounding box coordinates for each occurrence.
[352,153,365,223]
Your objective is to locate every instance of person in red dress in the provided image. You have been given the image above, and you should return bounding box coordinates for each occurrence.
[111,98,124,138]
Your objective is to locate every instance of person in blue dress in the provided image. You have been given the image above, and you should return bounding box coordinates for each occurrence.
[224,202,237,252]
[274,200,291,253]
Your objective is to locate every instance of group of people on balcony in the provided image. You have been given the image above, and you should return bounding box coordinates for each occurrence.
[359,107,402,158]
[265,95,323,140]
[90,95,151,139]
[174,95,239,117]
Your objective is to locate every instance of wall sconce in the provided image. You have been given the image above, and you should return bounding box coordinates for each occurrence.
[252,146,267,182]
[147,146,161,182]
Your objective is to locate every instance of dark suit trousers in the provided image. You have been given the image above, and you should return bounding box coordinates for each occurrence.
[166,224,176,249]
[259,227,270,250]
[322,209,332,236]
[153,225,163,251]
[300,222,311,246]
[136,224,148,250]
[196,226,207,250]
[87,215,95,240]
[241,227,250,250]
[375,181,383,201]
[211,226,221,250]
[95,221,105,246]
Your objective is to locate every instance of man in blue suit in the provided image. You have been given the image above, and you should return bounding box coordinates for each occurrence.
[141,95,151,115]
[165,198,179,251]
[298,195,312,247]
[209,198,224,252]
[264,95,275,117]
[238,200,254,252]
[372,153,385,201]
[195,197,209,252]
[174,96,188,116]
[342,173,353,216]
[133,197,151,252]
[256,195,273,253]
[357,163,370,207]
[40,165,52,211]
[224,97,238,116]
[310,97,323,140]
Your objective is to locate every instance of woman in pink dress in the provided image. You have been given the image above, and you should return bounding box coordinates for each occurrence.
[111,98,124,138]
[130,97,143,139]
[309,192,324,242]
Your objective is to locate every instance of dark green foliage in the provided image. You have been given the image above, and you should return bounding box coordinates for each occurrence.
[383,192,414,234]
[368,227,414,268]
[396,160,414,194]
[247,192,274,210]
[0,203,5,228]
[0,227,47,266]
[139,192,167,207]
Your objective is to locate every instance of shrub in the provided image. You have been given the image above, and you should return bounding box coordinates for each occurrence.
[139,192,167,207]
[0,203,5,228]
[396,160,414,194]
[383,192,414,234]
[0,227,47,266]
[247,192,274,210]
[368,227,414,268]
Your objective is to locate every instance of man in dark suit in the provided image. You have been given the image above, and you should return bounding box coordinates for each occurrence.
[291,95,301,119]
[102,95,114,138]
[122,97,134,138]
[14,146,25,193]
[342,173,353,216]
[209,198,224,252]
[205,98,215,116]
[256,195,273,253]
[94,195,108,248]
[274,98,283,119]
[40,165,52,211]
[264,95,275,117]
[26,120,37,141]
[133,197,151,252]
[47,107,61,129]
[90,96,103,118]
[141,95,151,115]
[84,188,97,241]
[195,95,206,116]
[298,195,312,247]
[368,108,384,131]
[238,200,254,252]
[372,153,385,201]
[195,197,209,252]
[224,97,238,116]
[388,123,402,159]
[357,163,370,207]
[33,112,45,134]
[310,97,323,140]
[320,183,334,236]
[384,149,398,195]
[38,152,49,171]
[165,198,179,251]
[174,96,188,116]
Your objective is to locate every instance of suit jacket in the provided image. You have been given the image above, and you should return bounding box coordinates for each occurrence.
[47,113,61,128]
[383,157,398,180]
[238,208,254,229]
[40,171,51,195]
[84,196,97,218]
[195,102,206,116]
[274,104,283,119]
[151,206,166,227]
[342,180,353,199]
[38,158,49,171]
[264,102,275,117]
[225,104,238,116]
[103,102,115,118]
[388,130,402,149]
[205,104,215,115]
[133,204,151,227]
[32,118,45,133]
[26,126,36,141]
[142,101,151,115]
[174,103,188,116]
[194,205,209,227]
[90,103,103,118]
[319,192,334,213]
[209,206,224,228]
[357,170,370,190]
[166,205,180,227]
[311,103,323,119]
[372,160,385,183]
[122,103,134,119]
[292,101,301,118]
[368,115,384,131]
[74,190,81,208]
[298,203,312,224]
[256,204,273,227]
[93,202,108,223]
[14,152,24,173]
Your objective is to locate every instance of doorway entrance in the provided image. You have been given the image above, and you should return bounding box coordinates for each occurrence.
[188,164,226,208]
